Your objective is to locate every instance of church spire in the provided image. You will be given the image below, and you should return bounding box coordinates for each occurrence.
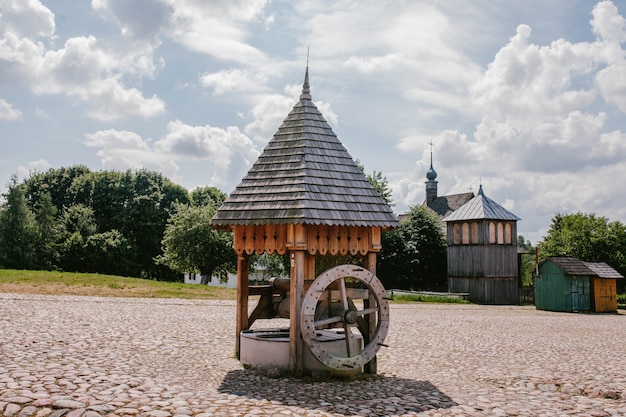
[425,141,438,205]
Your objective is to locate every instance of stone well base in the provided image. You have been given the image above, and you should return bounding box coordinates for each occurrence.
[240,328,363,373]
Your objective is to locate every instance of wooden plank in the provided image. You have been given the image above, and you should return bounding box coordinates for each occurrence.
[370,227,381,251]
[358,226,369,256]
[339,226,349,255]
[255,225,265,255]
[244,225,256,255]
[236,254,249,359]
[233,225,245,255]
[286,224,295,248]
[348,227,359,256]
[364,252,377,374]
[289,251,305,375]
[329,225,340,255]
[265,224,276,254]
[318,224,329,255]
[307,224,318,255]
[295,224,307,249]
[275,224,287,255]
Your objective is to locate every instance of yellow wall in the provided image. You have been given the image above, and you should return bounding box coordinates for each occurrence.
[591,278,618,313]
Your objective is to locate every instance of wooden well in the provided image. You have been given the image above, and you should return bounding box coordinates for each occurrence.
[211,68,398,375]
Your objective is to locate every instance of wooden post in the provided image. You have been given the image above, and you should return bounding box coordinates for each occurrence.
[365,251,378,374]
[236,253,249,359]
[289,250,305,375]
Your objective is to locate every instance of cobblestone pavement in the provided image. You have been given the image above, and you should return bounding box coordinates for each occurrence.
[1,293,625,417]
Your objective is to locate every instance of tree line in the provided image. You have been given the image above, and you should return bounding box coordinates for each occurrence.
[2,165,623,293]
[0,165,450,289]
[0,166,233,281]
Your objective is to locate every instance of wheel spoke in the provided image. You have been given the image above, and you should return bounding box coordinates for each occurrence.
[356,306,379,317]
[313,315,343,328]
[338,278,352,356]
[338,277,349,311]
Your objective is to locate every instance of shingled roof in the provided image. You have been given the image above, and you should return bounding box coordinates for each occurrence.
[211,68,399,228]
[545,257,624,279]
[442,185,520,222]
[426,192,475,218]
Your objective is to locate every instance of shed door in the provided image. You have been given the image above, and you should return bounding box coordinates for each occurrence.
[594,279,617,312]
[571,278,590,311]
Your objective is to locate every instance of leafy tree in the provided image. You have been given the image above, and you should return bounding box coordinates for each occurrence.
[58,204,97,272]
[191,186,227,208]
[0,176,39,269]
[378,204,447,291]
[157,203,235,282]
[539,212,626,265]
[539,212,626,292]
[33,191,61,269]
[24,165,92,212]
[84,230,136,276]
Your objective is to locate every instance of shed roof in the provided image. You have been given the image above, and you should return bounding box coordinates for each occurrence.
[543,257,624,279]
[442,185,520,222]
[583,261,624,279]
[211,68,399,228]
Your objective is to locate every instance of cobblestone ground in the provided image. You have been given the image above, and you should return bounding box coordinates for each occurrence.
[1,293,625,417]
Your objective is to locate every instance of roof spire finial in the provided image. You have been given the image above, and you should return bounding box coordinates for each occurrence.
[426,139,437,181]
[300,47,312,100]
[478,177,484,196]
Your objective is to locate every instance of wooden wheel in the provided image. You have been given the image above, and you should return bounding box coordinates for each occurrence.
[301,265,389,371]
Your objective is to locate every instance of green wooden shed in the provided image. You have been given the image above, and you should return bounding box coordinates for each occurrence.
[535,257,623,313]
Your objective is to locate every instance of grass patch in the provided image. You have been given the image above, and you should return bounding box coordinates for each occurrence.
[618,293,626,309]
[0,269,236,300]
[390,292,470,304]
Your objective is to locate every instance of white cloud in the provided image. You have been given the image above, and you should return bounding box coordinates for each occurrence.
[15,159,52,181]
[0,98,22,120]
[167,0,268,63]
[85,121,259,188]
[199,68,268,95]
[91,0,171,43]
[0,0,55,38]
[0,2,164,120]
[344,53,404,74]
[244,94,296,142]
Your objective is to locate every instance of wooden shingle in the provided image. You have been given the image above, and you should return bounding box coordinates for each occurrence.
[211,69,399,228]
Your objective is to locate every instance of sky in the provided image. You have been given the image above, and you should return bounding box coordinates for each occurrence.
[1,0,625,245]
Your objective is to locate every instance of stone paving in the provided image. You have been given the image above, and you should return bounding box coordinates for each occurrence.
[0,293,625,417]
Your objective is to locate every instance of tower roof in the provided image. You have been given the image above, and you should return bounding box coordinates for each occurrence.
[442,185,520,222]
[211,68,399,228]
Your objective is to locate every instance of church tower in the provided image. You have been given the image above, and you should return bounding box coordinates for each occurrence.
[425,146,438,206]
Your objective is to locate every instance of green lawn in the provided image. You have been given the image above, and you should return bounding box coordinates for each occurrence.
[0,269,236,300]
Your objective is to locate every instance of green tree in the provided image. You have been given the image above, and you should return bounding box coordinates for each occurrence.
[378,204,447,291]
[0,176,39,269]
[84,230,136,276]
[157,203,235,282]
[58,204,97,272]
[191,186,227,208]
[33,191,61,269]
[24,165,92,212]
